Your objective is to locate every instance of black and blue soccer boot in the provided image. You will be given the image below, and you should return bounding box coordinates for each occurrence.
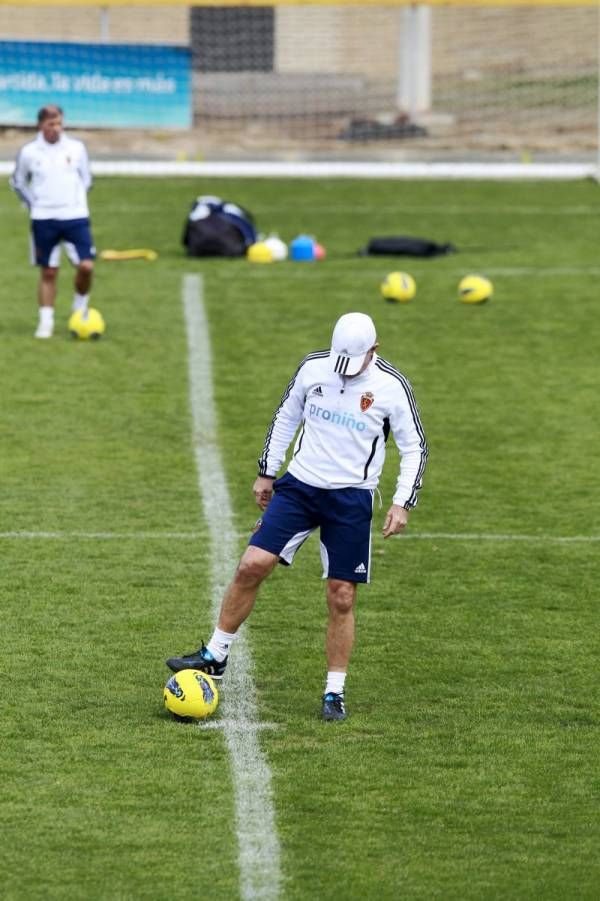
[322,692,347,722]
[166,644,228,680]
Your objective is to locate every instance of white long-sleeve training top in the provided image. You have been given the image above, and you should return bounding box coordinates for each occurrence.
[10,132,92,220]
[258,351,428,509]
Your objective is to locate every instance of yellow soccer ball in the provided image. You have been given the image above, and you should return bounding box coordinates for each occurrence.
[380,271,416,303]
[247,242,274,264]
[68,307,106,340]
[458,274,493,304]
[164,669,219,721]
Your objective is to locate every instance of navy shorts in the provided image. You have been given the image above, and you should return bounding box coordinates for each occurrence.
[31,218,95,267]
[249,472,374,583]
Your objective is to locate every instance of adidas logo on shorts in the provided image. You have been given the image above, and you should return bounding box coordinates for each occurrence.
[354,562,366,574]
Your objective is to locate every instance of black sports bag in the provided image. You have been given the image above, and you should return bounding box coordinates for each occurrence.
[361,236,456,257]
[183,196,257,257]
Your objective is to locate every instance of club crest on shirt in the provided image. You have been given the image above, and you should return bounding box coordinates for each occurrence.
[360,392,374,412]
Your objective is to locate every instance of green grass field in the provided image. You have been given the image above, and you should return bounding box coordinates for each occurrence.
[1,175,599,900]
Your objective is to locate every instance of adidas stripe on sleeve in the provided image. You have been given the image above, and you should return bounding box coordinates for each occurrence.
[376,358,428,509]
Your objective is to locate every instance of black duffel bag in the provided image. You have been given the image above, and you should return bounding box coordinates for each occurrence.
[183,196,257,257]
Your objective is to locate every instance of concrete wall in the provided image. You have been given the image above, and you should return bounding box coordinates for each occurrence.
[0,5,188,43]
[0,5,596,77]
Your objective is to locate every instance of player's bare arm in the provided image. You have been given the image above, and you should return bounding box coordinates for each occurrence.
[382,504,409,538]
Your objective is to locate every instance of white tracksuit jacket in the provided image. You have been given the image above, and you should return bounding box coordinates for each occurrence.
[258,351,428,509]
[10,132,92,220]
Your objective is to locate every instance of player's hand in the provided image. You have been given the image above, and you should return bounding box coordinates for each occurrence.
[253,476,274,511]
[382,504,409,538]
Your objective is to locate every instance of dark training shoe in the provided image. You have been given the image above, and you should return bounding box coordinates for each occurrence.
[166,644,228,679]
[322,692,347,722]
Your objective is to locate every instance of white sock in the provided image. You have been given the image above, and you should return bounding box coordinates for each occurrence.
[325,671,346,696]
[72,293,89,314]
[40,307,54,325]
[207,627,237,662]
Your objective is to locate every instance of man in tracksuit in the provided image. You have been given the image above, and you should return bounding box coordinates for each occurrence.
[10,104,96,339]
[167,312,428,721]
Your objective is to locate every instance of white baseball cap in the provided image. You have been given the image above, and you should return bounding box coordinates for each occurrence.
[329,312,377,376]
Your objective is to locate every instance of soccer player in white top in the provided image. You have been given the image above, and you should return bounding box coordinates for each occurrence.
[10,104,96,338]
[166,312,428,721]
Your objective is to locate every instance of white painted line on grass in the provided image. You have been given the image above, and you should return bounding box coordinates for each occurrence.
[400,532,600,543]
[2,530,599,545]
[182,273,281,901]
[200,720,281,732]
[0,531,204,540]
[193,265,600,282]
[52,160,600,180]
[471,266,600,276]
[0,159,595,180]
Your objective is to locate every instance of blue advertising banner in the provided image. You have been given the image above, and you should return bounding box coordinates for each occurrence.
[0,41,192,128]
